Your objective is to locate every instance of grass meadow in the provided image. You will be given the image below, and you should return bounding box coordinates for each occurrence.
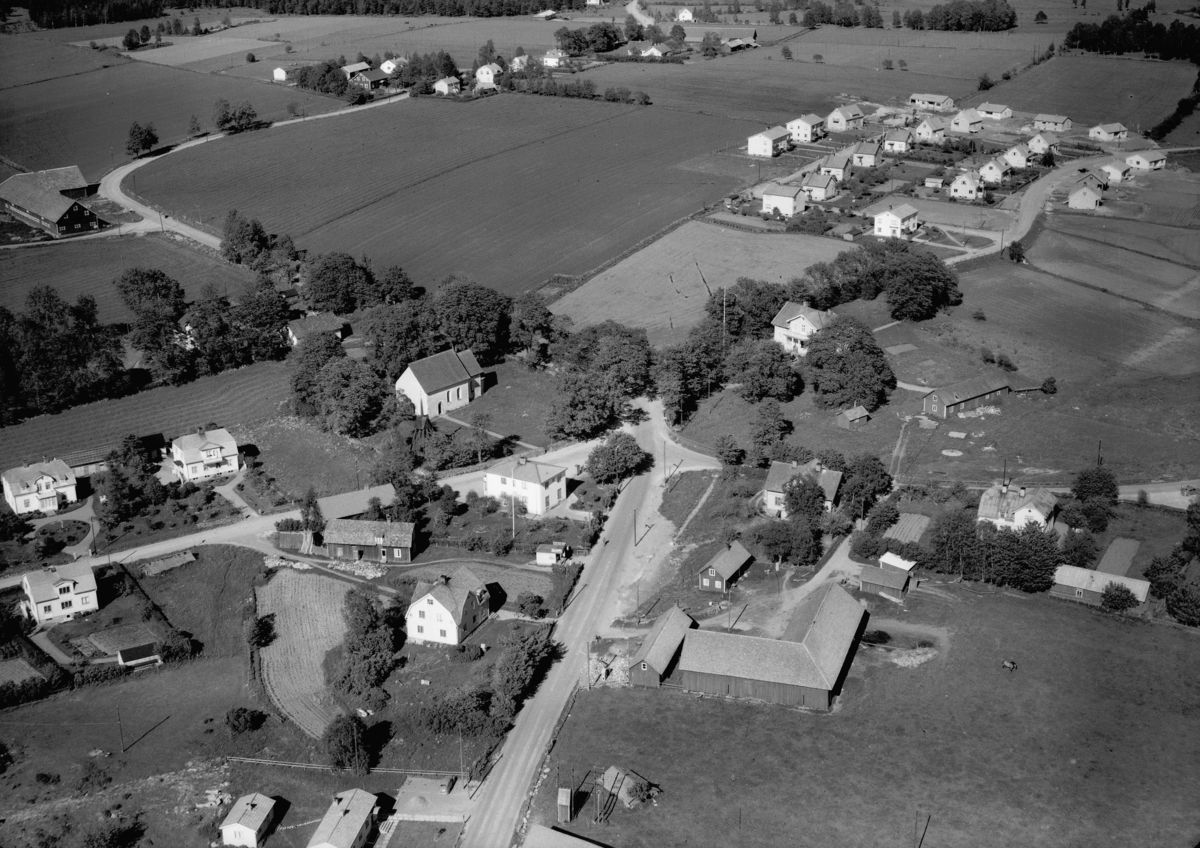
[532,586,1200,847]
[0,34,130,89]
[231,416,380,499]
[135,96,755,296]
[0,233,256,324]
[1104,167,1200,229]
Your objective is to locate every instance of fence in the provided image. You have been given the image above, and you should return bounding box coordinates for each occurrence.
[227,756,464,776]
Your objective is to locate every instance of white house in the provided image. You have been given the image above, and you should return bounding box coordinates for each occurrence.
[1068,184,1102,210]
[977,483,1056,530]
[950,172,981,200]
[1126,150,1167,170]
[951,108,983,134]
[1028,132,1060,155]
[676,6,694,20]
[22,562,97,625]
[977,102,1012,120]
[908,93,954,112]
[534,8,557,18]
[475,62,503,88]
[819,153,852,182]
[1004,143,1033,170]
[171,426,239,482]
[771,301,837,355]
[340,61,370,78]
[873,203,920,238]
[641,44,672,58]
[395,348,485,418]
[882,128,914,153]
[2,459,77,515]
[915,116,950,143]
[761,183,805,216]
[406,567,490,645]
[542,48,569,67]
[762,459,843,517]
[1033,113,1071,131]
[380,57,407,74]
[786,113,825,143]
[1089,122,1128,142]
[484,457,567,516]
[850,140,882,167]
[307,789,378,848]
[510,54,530,71]
[433,76,460,95]
[272,66,288,83]
[1100,160,1131,183]
[826,104,865,131]
[978,158,1007,185]
[801,171,838,201]
[220,794,276,848]
[747,126,791,157]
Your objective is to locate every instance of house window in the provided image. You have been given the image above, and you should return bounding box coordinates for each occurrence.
[440,630,447,638]
[81,596,90,605]
[427,598,433,604]
[456,387,461,400]
[501,477,507,485]
[58,586,70,595]
[417,625,424,633]
[42,605,51,614]
[394,548,403,557]
[61,600,73,610]
[544,496,549,508]
[641,662,647,671]
[418,610,425,619]
[714,581,722,588]
[1075,589,1083,598]
[702,578,709,587]
[709,568,715,576]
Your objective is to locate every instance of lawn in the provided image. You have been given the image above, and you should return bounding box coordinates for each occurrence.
[232,415,380,499]
[134,95,756,296]
[550,221,855,347]
[447,360,565,448]
[0,233,256,324]
[0,361,291,475]
[531,586,1200,847]
[0,34,130,89]
[1092,504,1189,581]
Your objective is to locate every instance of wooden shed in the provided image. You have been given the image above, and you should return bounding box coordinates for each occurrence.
[922,373,1011,419]
[1051,565,1149,608]
[859,565,909,601]
[836,405,871,430]
[697,541,753,593]
[629,606,696,688]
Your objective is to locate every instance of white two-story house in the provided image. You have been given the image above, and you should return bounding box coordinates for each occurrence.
[171,426,239,482]
[484,457,567,516]
[873,203,920,238]
[2,459,77,515]
[22,562,98,625]
[406,567,490,645]
[771,301,837,356]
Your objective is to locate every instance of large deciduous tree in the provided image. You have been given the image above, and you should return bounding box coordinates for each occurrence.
[116,267,191,385]
[585,431,649,484]
[554,321,652,399]
[290,333,346,416]
[314,358,392,437]
[433,278,512,364]
[306,252,372,314]
[363,300,441,382]
[804,317,894,411]
[724,339,798,402]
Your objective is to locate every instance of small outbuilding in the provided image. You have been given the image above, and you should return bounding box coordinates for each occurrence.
[858,565,909,601]
[306,788,378,848]
[835,405,870,429]
[879,551,918,574]
[536,542,570,566]
[697,541,754,593]
[433,76,461,95]
[1126,150,1167,170]
[1033,114,1071,131]
[220,793,277,847]
[1089,122,1128,142]
[629,606,697,688]
[117,643,162,668]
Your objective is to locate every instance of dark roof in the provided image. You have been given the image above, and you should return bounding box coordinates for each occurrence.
[411,566,488,626]
[699,541,753,580]
[837,405,870,422]
[405,349,484,393]
[924,373,1010,406]
[59,443,121,468]
[288,313,346,338]
[977,485,1056,523]
[324,518,414,548]
[771,300,836,331]
[763,459,842,503]
[0,167,97,224]
[118,643,159,662]
[355,68,390,82]
[779,582,866,685]
[630,606,696,671]
[859,565,909,590]
[1096,537,1140,577]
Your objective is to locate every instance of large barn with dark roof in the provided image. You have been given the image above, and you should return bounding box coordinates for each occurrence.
[629,606,697,688]
[0,166,107,238]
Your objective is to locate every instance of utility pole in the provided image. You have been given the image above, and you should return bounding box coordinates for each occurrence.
[1096,439,1103,466]
[633,508,637,546]
[117,706,125,753]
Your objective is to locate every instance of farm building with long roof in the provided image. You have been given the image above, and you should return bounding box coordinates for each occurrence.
[922,373,1011,419]
[1051,565,1149,608]
[0,166,108,238]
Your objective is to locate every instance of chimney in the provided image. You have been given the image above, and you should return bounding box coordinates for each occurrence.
[196,425,206,438]
[518,456,528,466]
[1001,482,1008,494]
[440,574,450,585]
[1019,486,1026,498]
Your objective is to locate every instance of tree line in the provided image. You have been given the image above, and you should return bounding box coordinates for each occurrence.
[224,0,585,18]
[899,0,1017,30]
[1063,11,1200,63]
[26,0,161,28]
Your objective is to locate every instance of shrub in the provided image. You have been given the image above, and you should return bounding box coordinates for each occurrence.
[225,707,266,735]
[996,353,1017,372]
[517,592,545,618]
[75,761,111,794]
[323,715,369,775]
[245,614,276,648]
[628,779,653,802]
[1041,377,1057,395]
[246,52,256,62]
[972,310,986,321]
[981,348,996,364]
[451,644,485,663]
[1100,583,1139,614]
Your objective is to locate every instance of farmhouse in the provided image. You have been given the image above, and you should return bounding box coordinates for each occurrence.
[698,541,754,593]
[819,153,852,182]
[747,126,791,157]
[475,62,503,89]
[826,104,865,131]
[915,116,950,142]
[629,605,697,688]
[1004,144,1033,170]
[836,405,870,429]
[395,348,485,417]
[873,203,920,238]
[510,54,530,71]
[922,373,1010,418]
[1089,122,1128,142]
[977,483,1056,530]
[950,172,982,200]
[801,171,838,201]
[908,93,954,111]
[951,109,983,134]
[534,8,557,18]
[978,159,1007,185]
[882,128,914,153]
[170,426,239,482]
[851,140,883,167]
[340,61,371,77]
[307,788,378,848]
[380,57,407,74]
[1126,150,1167,170]
[1028,132,1060,155]
[977,102,1012,120]
[1033,114,1071,131]
[1100,160,1131,183]
[484,456,568,516]
[117,643,162,668]
[21,562,97,625]
[763,459,843,518]
[350,69,389,90]
[641,44,673,58]
[1051,565,1149,608]
[1068,184,1102,210]
[542,48,569,67]
[433,76,461,95]
[322,518,415,564]
[858,565,909,601]
[761,183,805,216]
[676,7,694,20]
[771,300,837,355]
[220,793,276,847]
[272,66,291,83]
[677,583,866,710]
[2,459,77,515]
[0,167,108,238]
[287,313,349,346]
[786,113,826,143]
[407,567,490,645]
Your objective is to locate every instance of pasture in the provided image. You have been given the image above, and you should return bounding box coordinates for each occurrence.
[551,221,854,346]
[0,34,129,89]
[961,54,1197,131]
[0,233,256,324]
[531,587,1200,847]
[1105,167,1200,229]
[0,361,291,473]
[135,96,755,295]
[0,60,340,180]
[1046,212,1200,268]
[256,568,351,738]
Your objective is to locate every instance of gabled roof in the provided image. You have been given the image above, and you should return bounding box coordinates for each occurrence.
[1031,131,1060,144]
[879,551,918,571]
[910,93,953,105]
[354,68,389,82]
[838,405,870,421]
[1070,185,1101,201]
[763,459,842,502]
[434,75,460,86]
[1008,143,1031,157]
[1096,538,1140,576]
[802,172,837,191]
[1101,159,1130,173]
[1035,113,1069,123]
[980,158,1006,172]
[478,62,502,74]
[954,108,982,123]
[917,116,951,130]
[23,562,96,604]
[831,104,864,120]
[953,172,980,187]
[341,61,370,73]
[822,153,852,171]
[780,582,865,683]
[59,443,122,469]
[172,427,237,464]
[789,113,824,126]
[0,168,92,222]
[630,606,696,671]
[977,484,1056,523]
[404,348,483,393]
[852,140,882,156]
[1128,150,1167,163]
[411,566,488,626]
[771,300,836,331]
[221,793,276,835]
[977,102,1009,113]
[3,459,75,493]
[118,643,160,663]
[289,313,346,338]
[486,457,566,485]
[752,125,791,142]
[859,565,908,590]
[323,518,414,548]
[878,203,918,220]
[700,541,753,580]
[884,128,913,142]
[307,789,377,848]
[762,182,804,200]
[925,372,1010,405]
[1093,122,1127,133]
[1054,565,1149,603]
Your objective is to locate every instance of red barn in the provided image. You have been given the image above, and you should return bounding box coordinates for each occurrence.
[922,373,1010,419]
[0,166,107,238]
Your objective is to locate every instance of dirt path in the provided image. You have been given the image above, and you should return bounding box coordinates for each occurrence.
[626,0,655,25]
[751,536,861,639]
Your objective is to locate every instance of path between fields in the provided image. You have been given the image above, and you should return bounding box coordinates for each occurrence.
[626,0,655,26]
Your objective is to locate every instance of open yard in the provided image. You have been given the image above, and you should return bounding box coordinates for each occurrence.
[551,221,854,346]
[531,586,1200,847]
[232,416,380,499]
[134,95,754,296]
[1102,167,1200,229]
[0,233,255,324]
[256,568,352,738]
[449,360,564,448]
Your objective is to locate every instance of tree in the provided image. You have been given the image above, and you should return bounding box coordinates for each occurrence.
[585,431,649,484]
[306,252,371,314]
[978,73,995,90]
[510,292,556,356]
[1041,376,1057,395]
[750,399,789,451]
[1035,9,1048,21]
[245,614,276,647]
[291,332,345,415]
[1040,149,1055,167]
[700,31,723,56]
[188,114,202,137]
[225,706,266,734]
[1072,467,1119,505]
[122,28,140,50]
[1007,241,1026,263]
[669,23,686,43]
[300,485,326,533]
[1166,583,1200,627]
[724,339,799,402]
[518,592,545,618]
[924,509,979,576]
[866,501,900,536]
[1100,582,1139,613]
[546,370,624,440]
[213,98,232,131]
[115,268,190,385]
[624,14,644,40]
[433,278,512,364]
[715,434,744,466]
[783,475,826,522]
[1061,529,1099,569]
[645,24,664,42]
[220,209,269,265]
[125,121,157,157]
[362,301,439,382]
[315,358,391,437]
[805,317,895,411]
[780,45,793,59]
[323,715,369,775]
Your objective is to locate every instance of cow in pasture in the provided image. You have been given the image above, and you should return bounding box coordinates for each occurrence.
[1002,660,1018,673]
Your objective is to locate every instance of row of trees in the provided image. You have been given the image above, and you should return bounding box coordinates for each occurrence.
[803,1,885,27]
[554,22,624,55]
[900,0,1018,30]
[28,0,162,27]
[1064,13,1200,63]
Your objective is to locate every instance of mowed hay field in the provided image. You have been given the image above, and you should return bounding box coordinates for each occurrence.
[551,221,853,346]
[1047,211,1200,268]
[0,59,341,180]
[961,54,1197,130]
[0,34,129,89]
[136,96,755,295]
[256,569,351,738]
[1107,167,1200,229]
[532,588,1200,847]
[0,233,255,324]
[0,362,290,472]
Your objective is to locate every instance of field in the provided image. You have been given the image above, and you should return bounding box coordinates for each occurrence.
[0,59,341,180]
[0,361,291,473]
[531,586,1200,846]
[135,96,755,295]
[864,195,1015,231]
[1046,212,1200,268]
[961,54,1197,131]
[1103,167,1200,229]
[256,568,352,738]
[551,221,854,346]
[232,416,381,499]
[0,233,256,324]
[0,34,129,89]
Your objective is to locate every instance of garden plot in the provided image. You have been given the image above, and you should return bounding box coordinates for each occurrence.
[0,658,44,685]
